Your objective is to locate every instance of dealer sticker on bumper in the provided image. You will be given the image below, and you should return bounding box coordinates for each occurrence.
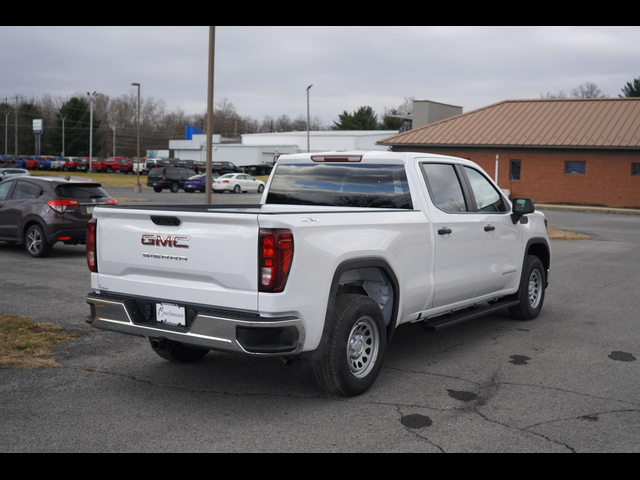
[156,303,186,327]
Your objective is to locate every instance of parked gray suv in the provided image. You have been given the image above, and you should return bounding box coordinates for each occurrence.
[0,176,117,257]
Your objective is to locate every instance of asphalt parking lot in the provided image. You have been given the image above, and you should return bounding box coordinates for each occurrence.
[1,192,639,452]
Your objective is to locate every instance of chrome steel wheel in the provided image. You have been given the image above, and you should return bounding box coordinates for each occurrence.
[528,270,542,309]
[27,228,43,255]
[347,316,380,379]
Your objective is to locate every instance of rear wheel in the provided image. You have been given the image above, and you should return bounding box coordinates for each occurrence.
[509,255,546,321]
[149,339,209,363]
[234,185,241,194]
[153,187,163,193]
[25,224,53,258]
[313,294,387,397]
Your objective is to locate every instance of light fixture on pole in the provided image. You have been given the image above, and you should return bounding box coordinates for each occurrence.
[87,92,97,172]
[131,83,142,194]
[306,84,313,153]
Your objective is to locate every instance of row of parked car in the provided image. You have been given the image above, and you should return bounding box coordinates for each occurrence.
[147,168,266,194]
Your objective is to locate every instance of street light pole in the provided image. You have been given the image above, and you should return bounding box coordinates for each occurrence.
[205,26,216,205]
[131,83,141,194]
[306,84,313,153]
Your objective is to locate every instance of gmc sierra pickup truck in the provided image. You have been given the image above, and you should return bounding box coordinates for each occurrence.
[85,152,551,397]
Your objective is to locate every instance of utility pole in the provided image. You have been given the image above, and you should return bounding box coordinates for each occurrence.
[205,26,216,205]
[131,83,141,194]
[3,109,9,156]
[87,92,97,171]
[61,115,66,157]
[14,96,19,156]
[306,84,313,153]
[111,122,117,158]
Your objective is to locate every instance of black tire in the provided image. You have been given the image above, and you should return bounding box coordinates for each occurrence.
[153,187,163,193]
[170,182,180,193]
[509,255,546,321]
[24,224,53,258]
[233,185,241,194]
[149,339,209,363]
[313,294,387,397]
[106,166,113,173]
[258,185,265,193]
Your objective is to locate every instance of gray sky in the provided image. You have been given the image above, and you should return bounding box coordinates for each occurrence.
[1,26,639,124]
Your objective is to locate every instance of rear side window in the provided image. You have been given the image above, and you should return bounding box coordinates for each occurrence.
[55,184,109,200]
[12,182,42,200]
[267,164,413,209]
[421,164,467,213]
[0,180,13,200]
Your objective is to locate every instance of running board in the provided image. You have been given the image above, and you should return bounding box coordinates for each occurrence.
[420,298,520,332]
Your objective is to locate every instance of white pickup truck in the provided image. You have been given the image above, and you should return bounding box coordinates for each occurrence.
[85,152,551,397]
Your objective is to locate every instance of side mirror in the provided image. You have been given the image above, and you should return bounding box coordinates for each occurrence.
[511,198,535,224]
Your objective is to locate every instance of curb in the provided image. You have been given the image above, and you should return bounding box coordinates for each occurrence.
[537,204,640,216]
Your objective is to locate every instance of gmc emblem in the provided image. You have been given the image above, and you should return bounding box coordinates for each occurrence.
[141,234,190,249]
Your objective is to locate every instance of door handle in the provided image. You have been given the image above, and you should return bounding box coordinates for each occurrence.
[438,228,453,235]
[484,225,496,232]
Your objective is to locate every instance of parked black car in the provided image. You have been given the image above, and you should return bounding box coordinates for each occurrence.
[147,167,197,193]
[0,176,117,258]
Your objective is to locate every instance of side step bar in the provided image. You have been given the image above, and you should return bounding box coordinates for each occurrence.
[420,298,520,332]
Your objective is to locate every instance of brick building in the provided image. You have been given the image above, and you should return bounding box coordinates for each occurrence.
[379,98,640,208]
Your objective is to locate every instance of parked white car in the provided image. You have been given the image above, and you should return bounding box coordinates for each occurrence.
[86,151,551,397]
[212,173,265,194]
[0,168,30,180]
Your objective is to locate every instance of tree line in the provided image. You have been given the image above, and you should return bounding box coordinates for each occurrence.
[0,94,330,158]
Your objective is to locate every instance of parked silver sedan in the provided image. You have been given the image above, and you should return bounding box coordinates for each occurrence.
[0,168,30,180]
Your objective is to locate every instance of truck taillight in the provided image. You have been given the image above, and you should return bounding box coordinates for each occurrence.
[259,229,294,293]
[47,199,79,214]
[86,218,97,272]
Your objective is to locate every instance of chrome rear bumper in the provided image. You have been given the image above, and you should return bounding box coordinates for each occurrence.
[86,293,305,357]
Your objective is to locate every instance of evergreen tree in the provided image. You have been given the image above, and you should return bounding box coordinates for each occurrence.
[332,106,379,130]
[620,77,640,98]
[47,97,101,157]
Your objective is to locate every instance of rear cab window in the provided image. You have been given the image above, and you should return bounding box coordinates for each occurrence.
[267,163,413,209]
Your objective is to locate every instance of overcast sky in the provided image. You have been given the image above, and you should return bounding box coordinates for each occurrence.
[1,26,639,124]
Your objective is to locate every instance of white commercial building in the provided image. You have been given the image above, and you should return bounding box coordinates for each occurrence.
[168,130,398,172]
[241,130,397,152]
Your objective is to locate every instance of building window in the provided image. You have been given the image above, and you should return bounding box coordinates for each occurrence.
[510,160,521,181]
[633,163,640,177]
[565,161,586,175]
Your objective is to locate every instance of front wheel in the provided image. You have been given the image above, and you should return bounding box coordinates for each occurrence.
[313,294,387,397]
[509,255,546,321]
[170,182,180,193]
[258,185,265,193]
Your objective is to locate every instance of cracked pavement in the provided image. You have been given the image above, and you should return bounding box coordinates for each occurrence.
[1,194,639,452]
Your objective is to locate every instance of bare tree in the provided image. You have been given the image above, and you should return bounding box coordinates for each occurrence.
[570,82,608,99]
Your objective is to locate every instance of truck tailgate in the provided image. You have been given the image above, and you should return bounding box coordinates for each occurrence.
[93,207,260,312]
